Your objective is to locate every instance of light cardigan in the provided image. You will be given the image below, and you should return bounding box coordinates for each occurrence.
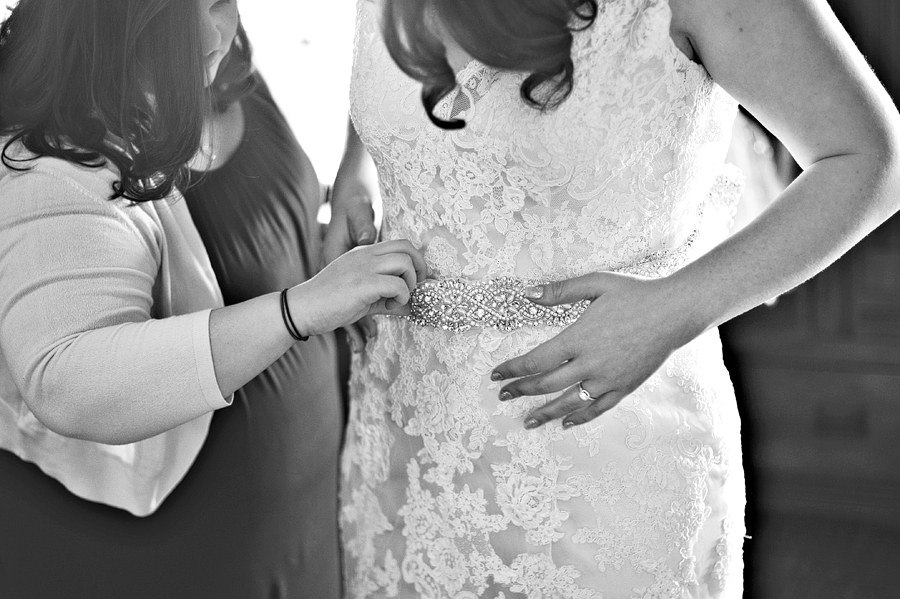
[0,144,231,516]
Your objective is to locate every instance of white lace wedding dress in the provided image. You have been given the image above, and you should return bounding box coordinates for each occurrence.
[340,0,746,597]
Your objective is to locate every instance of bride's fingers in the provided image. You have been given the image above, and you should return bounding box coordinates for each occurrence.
[491,333,576,382]
[524,272,628,306]
[344,323,366,353]
[522,383,624,429]
[561,389,626,428]
[357,315,378,340]
[498,361,578,401]
[345,199,376,246]
[521,387,587,429]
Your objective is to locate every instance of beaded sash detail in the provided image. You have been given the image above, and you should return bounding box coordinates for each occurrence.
[402,169,744,333]
[406,277,590,332]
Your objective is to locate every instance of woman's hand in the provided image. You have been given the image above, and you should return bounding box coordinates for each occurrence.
[322,119,381,351]
[323,175,378,264]
[290,240,427,338]
[323,120,380,265]
[494,0,900,431]
[490,273,705,429]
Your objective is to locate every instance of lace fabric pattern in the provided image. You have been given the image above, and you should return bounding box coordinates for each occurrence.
[341,0,746,597]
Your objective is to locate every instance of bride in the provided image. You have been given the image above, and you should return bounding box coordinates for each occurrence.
[327,0,900,596]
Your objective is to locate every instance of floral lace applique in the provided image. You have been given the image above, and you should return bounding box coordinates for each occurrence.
[342,0,745,597]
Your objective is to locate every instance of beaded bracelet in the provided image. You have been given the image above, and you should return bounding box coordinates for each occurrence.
[280,288,308,342]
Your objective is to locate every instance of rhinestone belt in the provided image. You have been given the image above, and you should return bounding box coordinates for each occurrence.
[405,277,589,332]
[399,170,744,332]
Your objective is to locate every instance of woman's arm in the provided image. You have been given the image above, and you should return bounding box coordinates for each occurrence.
[322,117,383,348]
[491,0,900,427]
[209,238,425,396]
[323,118,379,260]
[670,0,900,323]
[0,169,423,445]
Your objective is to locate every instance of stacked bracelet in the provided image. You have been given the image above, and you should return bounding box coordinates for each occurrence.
[280,288,308,342]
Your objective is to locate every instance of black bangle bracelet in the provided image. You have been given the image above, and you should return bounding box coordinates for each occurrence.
[280,288,308,342]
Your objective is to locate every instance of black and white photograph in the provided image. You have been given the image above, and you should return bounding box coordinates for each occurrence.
[0,1,898,598]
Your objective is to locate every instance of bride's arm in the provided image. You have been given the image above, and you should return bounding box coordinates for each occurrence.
[670,0,900,326]
[324,118,379,260]
[322,118,382,350]
[491,0,900,428]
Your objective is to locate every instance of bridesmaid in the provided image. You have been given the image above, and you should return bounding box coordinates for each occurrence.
[182,17,346,599]
[0,0,420,597]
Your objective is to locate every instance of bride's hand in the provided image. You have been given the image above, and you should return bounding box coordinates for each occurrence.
[490,272,705,429]
[323,170,379,351]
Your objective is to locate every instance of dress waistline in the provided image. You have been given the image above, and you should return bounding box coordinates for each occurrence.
[405,277,589,333]
[402,169,746,333]
[403,235,696,333]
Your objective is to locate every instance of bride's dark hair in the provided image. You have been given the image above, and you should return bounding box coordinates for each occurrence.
[0,0,252,202]
[381,0,598,130]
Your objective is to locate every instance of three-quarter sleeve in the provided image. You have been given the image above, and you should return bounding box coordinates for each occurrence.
[0,163,228,445]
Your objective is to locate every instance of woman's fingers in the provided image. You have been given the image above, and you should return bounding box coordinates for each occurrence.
[358,315,378,339]
[488,273,634,382]
[520,383,622,429]
[343,323,366,353]
[561,389,626,428]
[372,240,428,283]
[491,333,575,382]
[344,316,378,353]
[339,240,426,297]
[490,272,668,428]
[520,387,587,429]
[371,297,412,317]
[523,272,619,306]
[345,199,376,246]
[497,360,579,401]
[371,251,418,293]
[321,217,352,267]
[368,275,412,314]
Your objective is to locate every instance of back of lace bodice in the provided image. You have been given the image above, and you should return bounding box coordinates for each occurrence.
[351,0,738,281]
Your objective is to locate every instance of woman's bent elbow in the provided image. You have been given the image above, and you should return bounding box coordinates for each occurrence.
[25,393,138,445]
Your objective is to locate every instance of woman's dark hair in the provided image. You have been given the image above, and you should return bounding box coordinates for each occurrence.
[381,0,597,130]
[0,0,253,202]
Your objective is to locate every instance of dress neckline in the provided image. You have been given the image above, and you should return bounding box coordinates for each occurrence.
[455,58,488,86]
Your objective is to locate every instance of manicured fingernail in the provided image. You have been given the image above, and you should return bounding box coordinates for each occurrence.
[490,372,504,382]
[525,418,540,429]
[499,390,513,401]
[562,420,575,429]
[358,232,374,244]
[524,285,543,300]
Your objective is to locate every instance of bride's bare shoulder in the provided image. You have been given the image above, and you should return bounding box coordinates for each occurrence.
[665,0,749,66]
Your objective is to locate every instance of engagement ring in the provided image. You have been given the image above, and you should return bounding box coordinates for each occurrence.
[578,382,596,402]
